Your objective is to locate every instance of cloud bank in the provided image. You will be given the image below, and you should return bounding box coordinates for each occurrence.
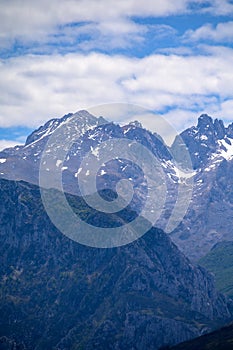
[0,48,233,132]
[0,0,233,148]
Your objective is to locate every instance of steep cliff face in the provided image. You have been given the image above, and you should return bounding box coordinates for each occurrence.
[0,179,231,350]
[172,114,233,170]
[171,115,233,261]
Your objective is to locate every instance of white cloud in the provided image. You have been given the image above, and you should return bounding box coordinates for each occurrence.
[204,99,233,122]
[0,0,232,57]
[220,100,233,121]
[186,0,233,15]
[1,0,233,52]
[157,46,194,55]
[74,20,146,51]
[1,1,233,145]
[184,21,233,42]
[159,109,201,138]
[201,0,233,15]
[0,48,233,132]
[0,140,23,151]
[0,0,187,49]
[146,24,178,41]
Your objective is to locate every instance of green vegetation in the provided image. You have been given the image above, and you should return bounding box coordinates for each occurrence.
[199,241,233,298]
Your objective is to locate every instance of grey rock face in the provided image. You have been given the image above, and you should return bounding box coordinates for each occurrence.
[0,179,232,349]
[171,115,233,261]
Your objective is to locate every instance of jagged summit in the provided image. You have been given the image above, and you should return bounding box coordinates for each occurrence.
[197,114,226,141]
[196,114,233,140]
[25,110,106,146]
[197,113,213,127]
[0,109,172,187]
[128,120,143,128]
[172,114,233,169]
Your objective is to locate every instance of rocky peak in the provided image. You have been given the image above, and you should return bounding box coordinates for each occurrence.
[172,114,233,169]
[196,114,227,141]
[128,120,143,128]
[214,119,225,139]
[197,114,214,130]
[25,113,73,146]
[25,110,105,147]
[227,122,233,138]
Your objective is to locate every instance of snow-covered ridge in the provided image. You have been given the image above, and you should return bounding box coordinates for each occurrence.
[216,138,233,160]
[24,110,106,149]
[204,138,233,172]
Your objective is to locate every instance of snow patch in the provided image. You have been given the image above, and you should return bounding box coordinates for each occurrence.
[208,138,233,166]
[200,135,208,141]
[56,160,63,167]
[75,168,82,177]
[204,159,222,172]
[173,166,196,184]
[217,139,233,160]
[91,146,100,159]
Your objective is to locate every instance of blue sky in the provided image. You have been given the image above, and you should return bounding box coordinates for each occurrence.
[0,0,233,149]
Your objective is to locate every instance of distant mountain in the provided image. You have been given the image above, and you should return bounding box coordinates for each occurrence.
[0,178,232,350]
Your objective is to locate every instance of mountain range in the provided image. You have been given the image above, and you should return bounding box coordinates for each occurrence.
[1,111,233,259]
[0,110,233,349]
